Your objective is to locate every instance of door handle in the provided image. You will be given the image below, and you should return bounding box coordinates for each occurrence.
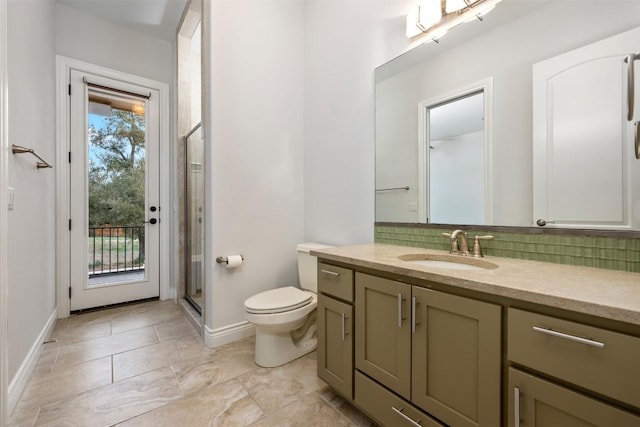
[145,218,158,225]
[625,53,639,121]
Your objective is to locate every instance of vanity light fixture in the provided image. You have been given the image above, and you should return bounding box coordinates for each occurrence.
[445,0,478,14]
[406,0,503,41]
[406,0,442,38]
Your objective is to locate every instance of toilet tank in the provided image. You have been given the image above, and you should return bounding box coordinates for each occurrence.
[297,243,333,292]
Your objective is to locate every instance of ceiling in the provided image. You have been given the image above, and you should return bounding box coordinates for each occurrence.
[57,0,189,42]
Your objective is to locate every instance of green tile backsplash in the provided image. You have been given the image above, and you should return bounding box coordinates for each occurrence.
[374,225,640,273]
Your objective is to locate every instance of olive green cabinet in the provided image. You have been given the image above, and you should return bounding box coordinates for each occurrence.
[412,286,501,427]
[508,368,640,427]
[317,262,354,399]
[355,273,411,399]
[355,272,501,427]
[507,308,640,427]
[317,294,353,399]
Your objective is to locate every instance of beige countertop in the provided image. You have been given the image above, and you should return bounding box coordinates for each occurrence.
[311,244,640,327]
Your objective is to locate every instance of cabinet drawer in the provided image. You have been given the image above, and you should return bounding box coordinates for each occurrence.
[318,262,353,302]
[355,371,444,427]
[508,308,640,408]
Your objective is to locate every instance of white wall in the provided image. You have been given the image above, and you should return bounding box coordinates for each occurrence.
[7,0,56,383]
[56,3,174,86]
[203,0,305,334]
[303,0,413,244]
[55,2,178,294]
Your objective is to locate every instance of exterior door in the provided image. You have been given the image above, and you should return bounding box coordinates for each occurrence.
[69,69,160,311]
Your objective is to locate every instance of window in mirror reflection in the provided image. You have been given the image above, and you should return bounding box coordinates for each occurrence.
[421,90,487,224]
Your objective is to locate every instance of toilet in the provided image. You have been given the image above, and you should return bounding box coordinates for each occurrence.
[244,242,332,368]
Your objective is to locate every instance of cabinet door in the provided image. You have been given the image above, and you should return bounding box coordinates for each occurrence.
[412,287,501,427]
[355,273,411,400]
[317,294,353,399]
[509,368,640,427]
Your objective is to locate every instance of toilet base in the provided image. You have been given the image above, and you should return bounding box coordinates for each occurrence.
[254,311,317,368]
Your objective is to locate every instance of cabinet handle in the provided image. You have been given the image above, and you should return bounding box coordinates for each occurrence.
[391,406,422,427]
[341,312,349,341]
[532,326,604,348]
[397,293,404,328]
[514,387,521,427]
[320,269,340,277]
[411,296,417,333]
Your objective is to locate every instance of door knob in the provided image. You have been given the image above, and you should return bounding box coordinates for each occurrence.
[145,218,158,225]
[150,206,157,212]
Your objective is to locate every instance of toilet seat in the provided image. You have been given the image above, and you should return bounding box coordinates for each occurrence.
[244,286,312,314]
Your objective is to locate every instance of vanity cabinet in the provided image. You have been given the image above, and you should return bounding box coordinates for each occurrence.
[315,246,640,427]
[355,272,502,427]
[317,263,354,399]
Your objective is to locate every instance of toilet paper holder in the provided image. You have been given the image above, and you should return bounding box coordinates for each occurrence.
[216,255,244,265]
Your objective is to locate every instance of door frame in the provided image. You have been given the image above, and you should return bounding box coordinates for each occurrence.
[0,0,9,422]
[56,56,172,317]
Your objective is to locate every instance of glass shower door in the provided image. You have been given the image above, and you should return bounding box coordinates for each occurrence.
[185,123,204,313]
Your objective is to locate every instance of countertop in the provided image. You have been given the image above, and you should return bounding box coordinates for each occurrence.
[311,244,640,326]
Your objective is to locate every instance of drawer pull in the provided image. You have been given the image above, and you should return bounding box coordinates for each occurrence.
[532,326,605,348]
[514,386,521,427]
[391,406,422,427]
[320,269,340,277]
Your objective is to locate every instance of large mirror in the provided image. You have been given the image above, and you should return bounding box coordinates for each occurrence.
[375,0,640,228]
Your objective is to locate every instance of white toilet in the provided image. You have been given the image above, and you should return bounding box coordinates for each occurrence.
[244,243,332,368]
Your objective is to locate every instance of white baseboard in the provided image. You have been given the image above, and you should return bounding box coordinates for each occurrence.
[204,321,255,348]
[8,308,57,414]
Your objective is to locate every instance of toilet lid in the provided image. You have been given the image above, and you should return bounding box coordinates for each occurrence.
[244,286,312,314]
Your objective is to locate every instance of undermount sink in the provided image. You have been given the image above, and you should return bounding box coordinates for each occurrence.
[398,253,498,271]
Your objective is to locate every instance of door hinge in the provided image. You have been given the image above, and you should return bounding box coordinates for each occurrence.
[69,286,72,299]
[68,84,71,96]
[68,219,72,230]
[68,152,71,163]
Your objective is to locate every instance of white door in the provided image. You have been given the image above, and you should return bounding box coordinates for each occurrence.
[69,69,160,311]
[533,26,640,229]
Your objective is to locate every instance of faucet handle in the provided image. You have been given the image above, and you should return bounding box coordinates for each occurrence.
[472,235,494,257]
[441,232,452,238]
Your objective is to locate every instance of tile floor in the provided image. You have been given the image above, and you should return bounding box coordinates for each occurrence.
[8,300,375,427]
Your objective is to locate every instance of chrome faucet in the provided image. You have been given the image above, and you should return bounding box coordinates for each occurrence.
[442,230,494,257]
[442,230,470,255]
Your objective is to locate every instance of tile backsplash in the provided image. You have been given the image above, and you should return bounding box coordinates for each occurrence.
[374,225,640,273]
